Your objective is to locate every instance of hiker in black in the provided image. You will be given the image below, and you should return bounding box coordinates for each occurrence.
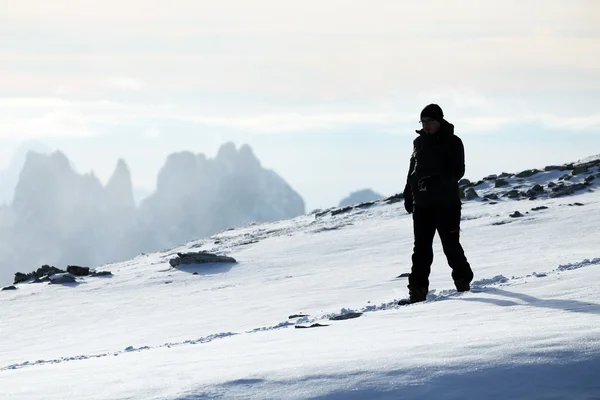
[401,104,474,304]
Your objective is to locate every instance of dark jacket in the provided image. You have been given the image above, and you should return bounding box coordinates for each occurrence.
[403,119,465,207]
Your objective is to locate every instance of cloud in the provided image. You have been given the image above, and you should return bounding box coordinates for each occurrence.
[107,77,146,91]
[1,92,599,139]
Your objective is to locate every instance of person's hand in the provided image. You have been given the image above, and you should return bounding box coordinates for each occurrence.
[404,196,413,214]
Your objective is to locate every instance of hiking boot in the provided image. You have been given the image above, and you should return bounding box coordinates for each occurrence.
[454,278,471,292]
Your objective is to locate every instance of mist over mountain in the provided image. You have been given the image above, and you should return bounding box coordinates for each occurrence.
[0,143,306,285]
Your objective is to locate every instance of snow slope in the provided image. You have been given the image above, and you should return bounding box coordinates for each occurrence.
[1,179,600,399]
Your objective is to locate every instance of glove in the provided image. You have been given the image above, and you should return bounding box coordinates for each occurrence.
[404,196,413,214]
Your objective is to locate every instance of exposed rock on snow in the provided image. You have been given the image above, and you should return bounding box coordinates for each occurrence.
[48,273,77,284]
[2,285,16,291]
[169,251,237,268]
[67,266,90,276]
[14,265,66,284]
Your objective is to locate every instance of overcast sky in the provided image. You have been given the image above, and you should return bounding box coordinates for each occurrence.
[1,0,599,209]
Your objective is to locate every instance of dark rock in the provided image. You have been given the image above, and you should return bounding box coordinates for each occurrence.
[14,265,66,284]
[169,251,237,267]
[14,272,29,284]
[90,271,112,277]
[584,175,595,183]
[289,314,309,319]
[355,201,376,209]
[67,265,90,276]
[331,206,353,216]
[558,174,572,181]
[463,187,479,200]
[503,189,520,199]
[516,169,540,178]
[2,285,17,291]
[472,180,484,186]
[487,201,498,205]
[495,179,509,188]
[485,193,499,200]
[396,273,410,278]
[295,323,329,329]
[499,172,512,178]
[572,166,589,175]
[509,211,523,218]
[384,193,403,204]
[550,183,588,197]
[483,174,497,181]
[526,184,545,197]
[532,206,548,211]
[547,182,556,188]
[544,165,563,171]
[459,178,471,187]
[329,312,363,321]
[48,273,77,284]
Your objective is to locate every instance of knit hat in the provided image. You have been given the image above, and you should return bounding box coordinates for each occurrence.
[420,104,444,122]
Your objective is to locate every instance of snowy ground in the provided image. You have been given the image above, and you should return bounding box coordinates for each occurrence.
[1,188,600,399]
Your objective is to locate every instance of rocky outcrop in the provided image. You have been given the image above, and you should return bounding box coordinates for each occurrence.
[169,251,237,268]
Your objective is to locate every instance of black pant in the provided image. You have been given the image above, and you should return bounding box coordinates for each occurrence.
[409,204,473,290]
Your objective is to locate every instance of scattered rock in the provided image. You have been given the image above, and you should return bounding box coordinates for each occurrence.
[459,178,471,187]
[48,273,77,284]
[516,169,540,178]
[483,174,497,181]
[289,314,309,319]
[355,201,376,209]
[569,202,584,206]
[295,323,329,329]
[544,165,563,171]
[14,265,66,284]
[509,211,523,218]
[384,193,403,204]
[2,285,17,291]
[499,172,512,178]
[472,180,484,187]
[547,182,556,188]
[331,206,353,216]
[90,271,112,277]
[463,187,479,200]
[550,183,588,197]
[169,251,237,268]
[329,312,363,321]
[395,272,410,278]
[487,201,498,205]
[503,189,520,199]
[531,206,548,211]
[495,179,510,188]
[484,193,499,200]
[558,174,572,181]
[572,166,589,175]
[584,175,595,183]
[67,265,90,276]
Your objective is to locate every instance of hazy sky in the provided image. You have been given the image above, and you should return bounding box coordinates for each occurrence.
[1,0,599,209]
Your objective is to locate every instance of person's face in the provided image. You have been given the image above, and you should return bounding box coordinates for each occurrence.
[420,117,441,134]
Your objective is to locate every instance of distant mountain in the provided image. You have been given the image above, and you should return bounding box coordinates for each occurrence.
[0,141,54,205]
[134,142,305,252]
[0,151,137,285]
[339,189,384,207]
[0,143,306,285]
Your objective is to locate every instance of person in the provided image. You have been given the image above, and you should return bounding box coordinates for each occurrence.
[400,104,474,304]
